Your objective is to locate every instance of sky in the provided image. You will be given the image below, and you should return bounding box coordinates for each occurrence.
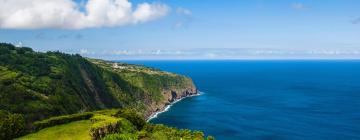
[0,0,360,60]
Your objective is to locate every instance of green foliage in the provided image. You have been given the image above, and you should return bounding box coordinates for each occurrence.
[90,114,120,129]
[17,120,92,140]
[89,109,140,139]
[139,124,206,140]
[90,114,122,140]
[0,111,26,140]
[0,43,121,123]
[117,119,136,134]
[94,109,121,116]
[0,43,195,124]
[0,43,199,139]
[207,135,215,140]
[18,110,211,140]
[102,133,138,140]
[115,109,146,130]
[33,112,93,131]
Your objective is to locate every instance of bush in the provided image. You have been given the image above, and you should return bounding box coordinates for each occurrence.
[0,112,26,140]
[115,109,146,130]
[102,133,138,140]
[207,135,215,140]
[142,124,208,140]
[89,114,123,140]
[193,131,205,140]
[32,112,93,131]
[16,47,33,54]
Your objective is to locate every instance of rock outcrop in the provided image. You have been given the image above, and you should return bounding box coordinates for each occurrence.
[145,85,198,119]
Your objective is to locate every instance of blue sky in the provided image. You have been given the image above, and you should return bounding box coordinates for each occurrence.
[0,0,360,59]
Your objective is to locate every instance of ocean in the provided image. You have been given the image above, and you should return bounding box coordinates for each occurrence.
[123,60,360,140]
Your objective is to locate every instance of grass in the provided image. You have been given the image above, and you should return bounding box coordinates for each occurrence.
[17,120,92,140]
[16,109,210,140]
[90,114,120,128]
[18,110,121,140]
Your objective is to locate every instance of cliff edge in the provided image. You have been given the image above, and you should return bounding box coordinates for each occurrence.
[0,43,198,123]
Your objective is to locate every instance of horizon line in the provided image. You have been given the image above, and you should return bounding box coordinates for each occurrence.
[108,58,360,61]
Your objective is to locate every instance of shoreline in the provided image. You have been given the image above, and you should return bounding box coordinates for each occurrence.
[146,91,202,122]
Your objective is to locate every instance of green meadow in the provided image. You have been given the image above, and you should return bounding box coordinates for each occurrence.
[17,120,92,140]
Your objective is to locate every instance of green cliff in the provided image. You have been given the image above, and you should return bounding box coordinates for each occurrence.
[0,43,203,139]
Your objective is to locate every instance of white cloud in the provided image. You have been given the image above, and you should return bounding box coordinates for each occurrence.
[0,0,170,29]
[76,48,360,60]
[176,7,192,16]
[173,7,192,29]
[80,49,89,54]
[291,3,306,10]
[133,3,169,23]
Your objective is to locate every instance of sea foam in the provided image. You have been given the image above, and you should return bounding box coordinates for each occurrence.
[146,92,203,122]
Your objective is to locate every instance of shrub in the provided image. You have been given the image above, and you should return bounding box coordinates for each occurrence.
[0,112,26,140]
[193,131,205,140]
[102,133,138,140]
[32,112,93,131]
[207,136,215,140]
[89,114,123,140]
[115,109,146,130]
[142,124,208,140]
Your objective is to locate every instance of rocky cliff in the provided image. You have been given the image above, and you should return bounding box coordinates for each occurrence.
[145,84,198,119]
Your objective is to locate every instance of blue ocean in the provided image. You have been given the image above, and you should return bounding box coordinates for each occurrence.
[124,60,360,140]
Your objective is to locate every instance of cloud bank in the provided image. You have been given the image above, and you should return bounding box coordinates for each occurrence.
[0,0,169,29]
[76,48,360,60]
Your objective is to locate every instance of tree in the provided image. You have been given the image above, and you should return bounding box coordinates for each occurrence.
[0,112,26,140]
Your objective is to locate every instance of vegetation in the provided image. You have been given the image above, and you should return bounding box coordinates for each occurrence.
[0,111,26,139]
[17,120,92,140]
[0,43,203,139]
[33,112,93,131]
[115,109,146,130]
[17,109,213,140]
[0,43,120,123]
[0,43,194,121]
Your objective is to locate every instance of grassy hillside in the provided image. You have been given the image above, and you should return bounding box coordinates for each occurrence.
[0,43,120,122]
[17,120,92,140]
[17,109,213,140]
[89,58,197,118]
[0,43,199,139]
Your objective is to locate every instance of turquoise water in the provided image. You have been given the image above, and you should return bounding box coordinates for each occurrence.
[124,60,360,140]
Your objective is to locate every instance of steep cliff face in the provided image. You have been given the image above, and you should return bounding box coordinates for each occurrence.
[145,83,198,119]
[90,59,198,119]
[0,43,198,122]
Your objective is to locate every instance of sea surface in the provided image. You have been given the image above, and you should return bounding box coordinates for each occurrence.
[123,60,360,140]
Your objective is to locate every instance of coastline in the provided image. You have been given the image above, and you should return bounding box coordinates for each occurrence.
[146,91,202,122]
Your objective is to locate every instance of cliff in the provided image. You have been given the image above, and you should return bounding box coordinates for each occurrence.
[146,84,198,119]
[90,59,198,119]
[0,43,197,123]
